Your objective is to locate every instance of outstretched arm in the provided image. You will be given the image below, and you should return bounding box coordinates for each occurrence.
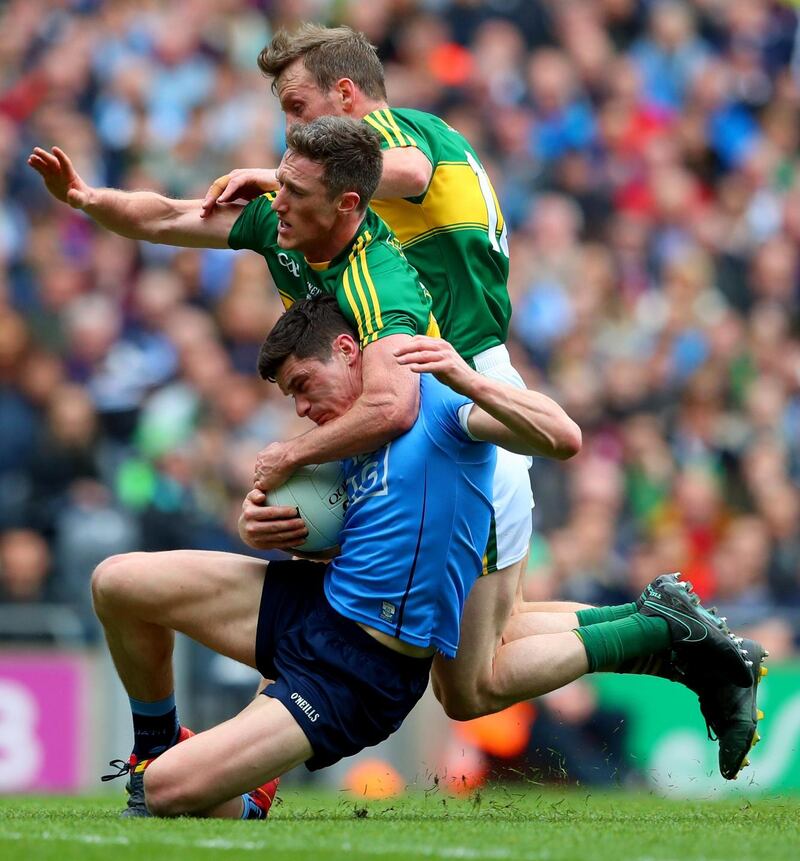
[28,146,241,248]
[395,336,581,460]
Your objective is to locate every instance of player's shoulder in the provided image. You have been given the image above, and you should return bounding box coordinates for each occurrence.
[244,191,278,208]
[229,192,279,250]
[418,374,471,442]
[354,211,410,268]
[364,106,451,148]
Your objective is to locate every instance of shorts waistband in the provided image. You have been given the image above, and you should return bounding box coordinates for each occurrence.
[321,598,433,671]
[471,344,510,373]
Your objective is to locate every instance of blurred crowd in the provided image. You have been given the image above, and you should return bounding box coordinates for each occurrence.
[1,0,800,670]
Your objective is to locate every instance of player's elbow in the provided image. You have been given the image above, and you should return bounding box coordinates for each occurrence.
[381,397,418,435]
[552,420,582,461]
[404,164,431,196]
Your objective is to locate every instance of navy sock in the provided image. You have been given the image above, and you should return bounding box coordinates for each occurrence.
[130,693,179,759]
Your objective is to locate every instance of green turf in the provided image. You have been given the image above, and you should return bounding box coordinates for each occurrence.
[1,789,798,861]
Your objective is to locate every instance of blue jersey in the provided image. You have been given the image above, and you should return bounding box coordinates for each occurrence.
[325,374,496,658]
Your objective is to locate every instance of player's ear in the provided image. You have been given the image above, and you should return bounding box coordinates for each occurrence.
[334,333,359,365]
[337,191,361,215]
[335,78,357,113]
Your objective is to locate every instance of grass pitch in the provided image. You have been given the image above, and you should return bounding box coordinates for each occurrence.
[1,789,798,861]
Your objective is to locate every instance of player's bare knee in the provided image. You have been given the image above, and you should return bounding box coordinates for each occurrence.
[437,687,489,722]
[143,761,194,818]
[437,676,506,721]
[91,553,144,615]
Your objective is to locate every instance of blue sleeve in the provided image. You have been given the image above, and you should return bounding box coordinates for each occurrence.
[419,375,472,446]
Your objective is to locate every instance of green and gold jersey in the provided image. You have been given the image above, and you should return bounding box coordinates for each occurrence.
[363,107,511,362]
[228,196,438,347]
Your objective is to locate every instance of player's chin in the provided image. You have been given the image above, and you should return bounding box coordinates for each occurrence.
[276,228,296,248]
[313,409,343,426]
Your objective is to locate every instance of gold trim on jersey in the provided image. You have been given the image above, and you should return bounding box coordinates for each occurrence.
[364,114,398,148]
[348,230,371,264]
[277,289,294,311]
[363,109,417,148]
[342,267,367,341]
[349,256,377,340]
[402,222,501,249]
[371,162,506,246]
[425,314,441,339]
[356,248,385,331]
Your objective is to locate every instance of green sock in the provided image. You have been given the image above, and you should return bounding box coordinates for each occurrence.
[575,603,637,627]
[574,614,671,673]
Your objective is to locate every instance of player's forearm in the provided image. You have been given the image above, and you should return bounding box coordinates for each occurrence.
[82,188,202,245]
[467,375,582,460]
[289,393,417,466]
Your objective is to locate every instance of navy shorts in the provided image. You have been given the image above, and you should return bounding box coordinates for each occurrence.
[255,559,432,771]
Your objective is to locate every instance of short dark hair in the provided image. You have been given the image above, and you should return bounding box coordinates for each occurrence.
[285,116,382,210]
[257,296,357,382]
[258,24,387,101]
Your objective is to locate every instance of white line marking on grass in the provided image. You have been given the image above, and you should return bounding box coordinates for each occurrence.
[0,832,744,861]
[0,830,541,859]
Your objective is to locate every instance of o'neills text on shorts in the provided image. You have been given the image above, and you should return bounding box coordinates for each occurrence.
[290,691,319,722]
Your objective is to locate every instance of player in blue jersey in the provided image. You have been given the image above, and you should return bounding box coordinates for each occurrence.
[91,296,584,818]
[93,298,757,819]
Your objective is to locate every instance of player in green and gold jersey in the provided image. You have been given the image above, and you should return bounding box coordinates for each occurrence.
[361,106,510,363]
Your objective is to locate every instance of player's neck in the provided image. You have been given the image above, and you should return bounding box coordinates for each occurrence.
[303,212,367,264]
[357,98,390,119]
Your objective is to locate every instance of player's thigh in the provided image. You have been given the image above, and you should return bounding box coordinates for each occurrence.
[432,558,522,692]
[93,550,267,665]
[145,695,312,814]
[432,441,533,689]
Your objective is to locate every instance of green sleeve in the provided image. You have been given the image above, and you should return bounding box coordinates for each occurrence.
[228,193,279,253]
[337,241,433,348]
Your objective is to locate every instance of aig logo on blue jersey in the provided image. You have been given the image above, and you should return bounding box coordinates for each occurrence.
[346,444,391,506]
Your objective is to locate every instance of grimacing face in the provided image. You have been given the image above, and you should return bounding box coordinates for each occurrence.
[275,335,362,426]
[276,58,347,127]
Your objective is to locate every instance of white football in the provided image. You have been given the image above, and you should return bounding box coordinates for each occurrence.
[266,461,347,552]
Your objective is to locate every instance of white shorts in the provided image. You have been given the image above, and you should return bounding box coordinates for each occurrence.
[465,345,534,574]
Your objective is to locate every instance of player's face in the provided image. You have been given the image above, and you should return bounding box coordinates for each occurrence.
[271,151,339,255]
[276,59,345,128]
[276,338,362,425]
